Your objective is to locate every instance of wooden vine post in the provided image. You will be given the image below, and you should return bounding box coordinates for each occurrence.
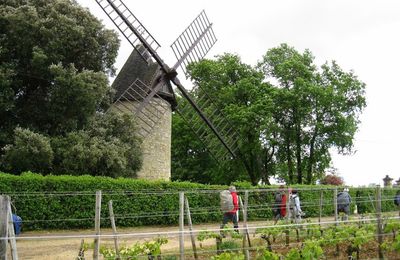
[93,190,102,260]
[0,195,18,260]
[376,185,383,260]
[319,189,323,225]
[239,192,250,260]
[179,192,185,260]
[108,200,121,260]
[334,188,338,224]
[184,197,198,260]
[0,195,9,260]
[285,187,290,247]
[7,201,18,260]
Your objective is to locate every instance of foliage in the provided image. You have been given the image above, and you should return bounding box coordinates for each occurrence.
[211,252,244,260]
[285,248,302,260]
[0,0,128,176]
[320,174,344,186]
[197,230,222,241]
[198,226,243,253]
[383,232,400,253]
[173,44,366,185]
[100,237,168,259]
[301,240,324,260]
[51,111,143,177]
[1,127,53,174]
[0,0,118,137]
[220,240,241,252]
[1,111,143,177]
[384,218,400,240]
[255,249,280,260]
[171,110,227,184]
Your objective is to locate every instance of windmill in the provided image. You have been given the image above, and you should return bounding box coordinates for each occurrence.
[95,0,240,179]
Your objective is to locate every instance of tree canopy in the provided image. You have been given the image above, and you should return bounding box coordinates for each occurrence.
[0,0,143,177]
[172,44,366,185]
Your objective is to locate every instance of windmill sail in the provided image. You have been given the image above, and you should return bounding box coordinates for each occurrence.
[96,0,240,161]
[95,0,161,63]
[169,11,239,161]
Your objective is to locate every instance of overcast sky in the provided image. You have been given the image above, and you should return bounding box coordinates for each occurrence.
[77,0,400,187]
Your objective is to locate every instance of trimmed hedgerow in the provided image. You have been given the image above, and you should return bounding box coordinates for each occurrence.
[0,172,397,230]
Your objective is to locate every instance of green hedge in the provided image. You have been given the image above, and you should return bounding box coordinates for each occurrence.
[0,172,398,230]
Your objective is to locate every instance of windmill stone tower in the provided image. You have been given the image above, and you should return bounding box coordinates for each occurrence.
[111,49,173,180]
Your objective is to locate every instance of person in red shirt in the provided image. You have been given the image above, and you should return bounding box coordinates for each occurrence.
[280,190,287,218]
[273,185,287,224]
[220,186,239,233]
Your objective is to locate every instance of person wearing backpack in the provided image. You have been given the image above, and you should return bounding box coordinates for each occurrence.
[273,185,287,224]
[337,188,352,221]
[289,189,304,224]
[394,190,400,216]
[220,186,239,234]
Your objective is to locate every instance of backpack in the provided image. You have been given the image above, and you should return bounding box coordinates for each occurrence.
[395,194,400,206]
[274,191,283,204]
[12,214,22,235]
[220,190,234,212]
[337,192,350,209]
[273,191,283,210]
[289,194,297,209]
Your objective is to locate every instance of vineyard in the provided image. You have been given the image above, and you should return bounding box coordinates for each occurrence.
[1,177,400,259]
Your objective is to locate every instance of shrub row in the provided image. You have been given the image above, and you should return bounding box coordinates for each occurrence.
[0,172,398,230]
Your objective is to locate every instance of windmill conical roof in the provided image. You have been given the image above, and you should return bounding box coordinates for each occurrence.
[111,48,159,102]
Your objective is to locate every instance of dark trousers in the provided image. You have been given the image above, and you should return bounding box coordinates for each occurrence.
[220,212,238,230]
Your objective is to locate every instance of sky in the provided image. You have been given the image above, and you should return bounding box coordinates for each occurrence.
[77,0,400,187]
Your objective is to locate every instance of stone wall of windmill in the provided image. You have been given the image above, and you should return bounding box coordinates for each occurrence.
[111,49,171,181]
[112,99,171,180]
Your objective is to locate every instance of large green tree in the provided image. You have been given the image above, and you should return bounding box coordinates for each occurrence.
[258,44,366,184]
[0,0,119,142]
[172,44,366,185]
[0,0,144,177]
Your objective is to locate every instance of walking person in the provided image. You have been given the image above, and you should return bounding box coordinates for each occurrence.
[220,186,239,236]
[272,185,287,224]
[394,190,400,217]
[337,187,352,221]
[289,189,304,224]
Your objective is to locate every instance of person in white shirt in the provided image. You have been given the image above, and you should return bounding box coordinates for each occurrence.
[290,189,304,224]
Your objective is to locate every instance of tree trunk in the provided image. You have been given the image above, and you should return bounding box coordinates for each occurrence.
[306,131,317,184]
[286,139,294,184]
[262,145,275,185]
[294,113,302,184]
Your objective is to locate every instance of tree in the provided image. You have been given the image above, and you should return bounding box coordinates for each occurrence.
[173,44,366,184]
[0,0,119,144]
[0,1,144,177]
[258,44,366,184]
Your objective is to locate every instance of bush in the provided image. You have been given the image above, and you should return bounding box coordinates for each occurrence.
[320,174,344,186]
[1,128,53,174]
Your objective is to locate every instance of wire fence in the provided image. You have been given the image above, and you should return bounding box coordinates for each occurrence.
[1,186,400,259]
